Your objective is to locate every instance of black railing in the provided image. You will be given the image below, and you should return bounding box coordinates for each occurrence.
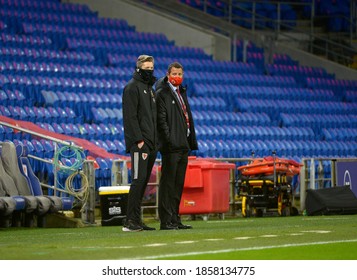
[135,0,356,68]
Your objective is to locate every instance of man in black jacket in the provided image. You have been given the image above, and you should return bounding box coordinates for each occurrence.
[122,55,158,232]
[156,62,198,230]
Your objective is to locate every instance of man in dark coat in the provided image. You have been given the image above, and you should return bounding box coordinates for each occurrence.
[122,54,158,232]
[155,62,198,230]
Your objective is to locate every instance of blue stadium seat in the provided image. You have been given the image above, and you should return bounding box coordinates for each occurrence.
[95,157,111,187]
[76,124,89,139]
[47,107,60,123]
[52,123,64,135]
[113,140,126,155]
[197,140,209,157]
[60,123,74,136]
[17,143,73,225]
[0,141,39,227]
[105,140,117,154]
[91,107,109,123]
[40,139,55,159]
[212,140,224,158]
[84,124,97,140]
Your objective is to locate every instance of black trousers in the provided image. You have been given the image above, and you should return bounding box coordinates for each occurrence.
[158,150,189,225]
[126,144,157,223]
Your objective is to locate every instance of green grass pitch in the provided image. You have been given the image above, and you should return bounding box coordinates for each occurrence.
[1,215,357,260]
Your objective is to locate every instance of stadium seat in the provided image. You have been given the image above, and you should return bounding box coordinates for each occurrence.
[113,140,126,155]
[40,139,55,159]
[19,144,72,210]
[14,144,54,226]
[95,157,111,187]
[105,140,117,153]
[0,141,38,227]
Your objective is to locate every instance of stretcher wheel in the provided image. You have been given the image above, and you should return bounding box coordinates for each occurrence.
[291,206,299,216]
[255,208,263,217]
[281,206,291,217]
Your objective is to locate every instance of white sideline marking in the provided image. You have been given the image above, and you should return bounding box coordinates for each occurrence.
[72,246,134,249]
[144,243,167,247]
[303,217,351,221]
[204,238,224,241]
[260,235,278,238]
[207,220,255,224]
[175,241,197,244]
[233,236,253,240]
[131,239,357,260]
[301,230,331,234]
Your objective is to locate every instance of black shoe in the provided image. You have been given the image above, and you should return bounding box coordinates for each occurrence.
[175,223,193,229]
[160,223,178,230]
[141,223,156,231]
[122,220,143,232]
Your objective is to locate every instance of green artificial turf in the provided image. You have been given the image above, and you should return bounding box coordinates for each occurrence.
[1,215,357,260]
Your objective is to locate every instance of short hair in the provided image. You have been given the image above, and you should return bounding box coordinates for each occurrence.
[167,62,184,73]
[136,54,154,68]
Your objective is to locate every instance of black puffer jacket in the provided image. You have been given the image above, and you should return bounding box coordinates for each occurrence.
[122,71,158,153]
[155,76,198,154]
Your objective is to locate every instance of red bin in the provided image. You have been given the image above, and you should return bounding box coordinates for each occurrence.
[179,158,235,215]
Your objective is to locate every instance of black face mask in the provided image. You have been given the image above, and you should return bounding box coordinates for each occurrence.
[137,68,154,81]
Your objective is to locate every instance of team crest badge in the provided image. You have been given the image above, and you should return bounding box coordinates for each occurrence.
[142,153,148,160]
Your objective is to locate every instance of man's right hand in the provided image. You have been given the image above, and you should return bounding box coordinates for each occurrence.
[137,141,144,149]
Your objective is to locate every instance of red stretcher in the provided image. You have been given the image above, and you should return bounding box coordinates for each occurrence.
[237,155,302,217]
[238,156,302,177]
